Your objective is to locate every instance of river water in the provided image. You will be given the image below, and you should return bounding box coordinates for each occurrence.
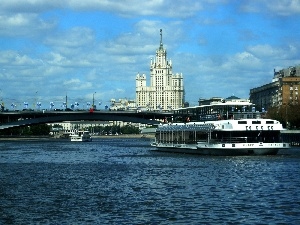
[1,138,300,224]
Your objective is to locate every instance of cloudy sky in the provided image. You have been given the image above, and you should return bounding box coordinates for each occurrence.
[1,0,300,109]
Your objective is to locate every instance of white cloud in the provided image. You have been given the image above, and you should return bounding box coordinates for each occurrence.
[44,27,95,49]
[0,0,62,13]
[247,44,283,58]
[0,50,41,68]
[64,0,205,18]
[47,52,69,66]
[224,52,262,70]
[0,0,226,18]
[240,0,300,16]
[63,79,93,90]
[265,0,300,16]
[247,44,300,63]
[0,13,56,37]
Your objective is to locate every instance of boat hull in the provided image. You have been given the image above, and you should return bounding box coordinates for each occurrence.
[69,130,92,142]
[153,142,289,156]
[70,138,92,142]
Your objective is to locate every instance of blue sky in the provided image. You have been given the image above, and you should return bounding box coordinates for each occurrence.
[1,0,300,109]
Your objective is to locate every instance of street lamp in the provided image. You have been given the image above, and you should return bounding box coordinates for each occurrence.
[92,92,96,109]
[35,91,38,110]
[65,93,68,110]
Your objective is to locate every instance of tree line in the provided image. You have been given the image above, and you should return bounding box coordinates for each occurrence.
[0,124,140,136]
[267,105,300,129]
[0,124,51,136]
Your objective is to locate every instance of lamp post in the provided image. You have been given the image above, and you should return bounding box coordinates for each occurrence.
[65,93,68,110]
[35,91,38,110]
[92,92,96,109]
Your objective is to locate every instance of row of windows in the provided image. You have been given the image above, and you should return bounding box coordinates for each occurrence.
[238,121,274,124]
[290,86,299,90]
[137,92,181,97]
[155,70,165,74]
[289,96,298,100]
[290,91,298,95]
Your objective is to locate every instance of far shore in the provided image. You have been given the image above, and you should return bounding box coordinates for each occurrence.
[0,134,155,141]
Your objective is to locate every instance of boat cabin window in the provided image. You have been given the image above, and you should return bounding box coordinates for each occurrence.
[252,121,261,124]
[238,121,247,124]
[266,121,274,124]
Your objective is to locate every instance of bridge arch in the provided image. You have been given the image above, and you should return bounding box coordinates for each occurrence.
[0,111,171,130]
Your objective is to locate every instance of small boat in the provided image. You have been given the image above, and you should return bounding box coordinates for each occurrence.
[152,118,290,155]
[70,130,92,142]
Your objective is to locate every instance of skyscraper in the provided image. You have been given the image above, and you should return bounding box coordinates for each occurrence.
[136,29,184,111]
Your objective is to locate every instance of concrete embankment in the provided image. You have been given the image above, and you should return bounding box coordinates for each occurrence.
[281,130,300,146]
[93,134,155,139]
[0,135,54,141]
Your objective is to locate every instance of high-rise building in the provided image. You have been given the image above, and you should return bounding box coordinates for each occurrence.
[250,65,300,110]
[136,29,184,111]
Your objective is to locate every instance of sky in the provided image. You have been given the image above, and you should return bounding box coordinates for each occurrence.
[1,0,300,110]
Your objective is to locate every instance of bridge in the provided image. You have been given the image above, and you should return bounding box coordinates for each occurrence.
[0,110,174,130]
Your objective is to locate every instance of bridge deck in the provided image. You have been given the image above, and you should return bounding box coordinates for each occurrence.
[0,110,173,130]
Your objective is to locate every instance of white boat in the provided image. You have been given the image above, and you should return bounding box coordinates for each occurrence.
[152,118,290,155]
[70,130,92,142]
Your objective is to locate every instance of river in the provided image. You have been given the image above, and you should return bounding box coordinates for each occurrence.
[1,137,300,224]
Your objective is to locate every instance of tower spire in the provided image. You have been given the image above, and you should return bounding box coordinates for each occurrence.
[159,29,163,49]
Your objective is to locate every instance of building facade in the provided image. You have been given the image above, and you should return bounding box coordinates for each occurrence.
[109,98,136,111]
[250,65,300,110]
[49,120,143,135]
[198,96,250,106]
[136,29,184,111]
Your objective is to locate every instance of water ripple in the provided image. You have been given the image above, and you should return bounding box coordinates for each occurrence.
[0,138,300,224]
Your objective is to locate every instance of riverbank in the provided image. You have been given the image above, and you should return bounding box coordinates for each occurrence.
[0,135,53,141]
[0,134,154,141]
[93,134,154,139]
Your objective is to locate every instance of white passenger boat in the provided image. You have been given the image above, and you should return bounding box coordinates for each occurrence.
[152,118,290,155]
[70,130,92,142]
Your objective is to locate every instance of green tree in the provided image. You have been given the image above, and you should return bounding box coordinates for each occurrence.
[30,124,51,135]
[120,125,140,134]
[0,124,51,136]
[267,105,300,129]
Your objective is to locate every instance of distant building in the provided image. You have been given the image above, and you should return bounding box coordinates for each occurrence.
[199,97,223,106]
[136,29,184,111]
[49,120,141,134]
[174,95,254,122]
[109,98,136,111]
[250,65,300,110]
[198,96,250,106]
[49,121,112,135]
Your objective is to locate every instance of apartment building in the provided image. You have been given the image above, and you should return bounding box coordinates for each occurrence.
[250,65,300,110]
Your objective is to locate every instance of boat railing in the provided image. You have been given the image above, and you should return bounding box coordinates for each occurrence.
[188,111,265,122]
[210,137,248,144]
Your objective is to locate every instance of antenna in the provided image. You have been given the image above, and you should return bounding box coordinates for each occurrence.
[160,29,163,46]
